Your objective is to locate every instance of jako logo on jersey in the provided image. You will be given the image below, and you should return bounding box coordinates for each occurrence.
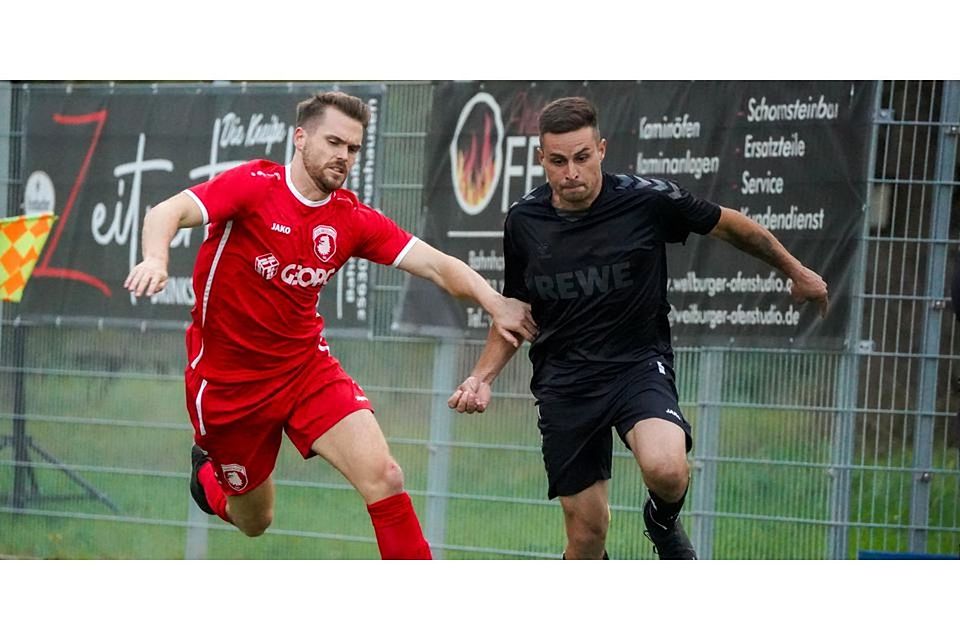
[221,463,248,491]
[254,253,280,280]
[281,263,336,287]
[271,222,291,235]
[313,225,337,262]
[666,408,681,421]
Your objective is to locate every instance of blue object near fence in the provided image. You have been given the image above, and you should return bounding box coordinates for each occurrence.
[858,550,959,560]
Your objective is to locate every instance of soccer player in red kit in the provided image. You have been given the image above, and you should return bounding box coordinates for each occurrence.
[124,91,537,559]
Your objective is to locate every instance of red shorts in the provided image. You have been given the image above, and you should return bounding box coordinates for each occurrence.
[184,349,373,496]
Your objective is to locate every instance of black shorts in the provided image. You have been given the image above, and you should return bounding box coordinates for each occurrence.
[535,356,693,500]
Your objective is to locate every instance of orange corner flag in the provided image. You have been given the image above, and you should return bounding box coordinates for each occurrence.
[0,212,57,302]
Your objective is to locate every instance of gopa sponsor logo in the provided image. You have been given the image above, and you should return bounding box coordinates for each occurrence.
[449,91,546,215]
[220,463,249,492]
[281,263,336,288]
[313,225,337,262]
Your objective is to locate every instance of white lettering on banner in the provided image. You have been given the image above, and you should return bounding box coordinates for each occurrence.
[743,132,806,159]
[668,303,802,329]
[362,99,378,205]
[190,117,245,182]
[741,170,784,195]
[667,271,790,296]
[635,150,720,180]
[740,205,826,231]
[500,136,543,212]
[356,259,369,321]
[149,277,196,306]
[89,133,175,306]
[746,95,840,122]
[466,306,493,329]
[218,112,287,154]
[191,111,289,184]
[638,114,702,140]
[468,249,505,272]
[280,263,336,288]
[245,113,286,154]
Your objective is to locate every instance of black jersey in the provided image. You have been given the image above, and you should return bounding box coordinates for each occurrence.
[503,173,721,398]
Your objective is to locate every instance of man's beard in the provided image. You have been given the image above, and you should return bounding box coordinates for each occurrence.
[306,158,347,193]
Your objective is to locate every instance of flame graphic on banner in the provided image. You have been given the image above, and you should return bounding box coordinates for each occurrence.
[455,113,497,208]
[449,92,504,215]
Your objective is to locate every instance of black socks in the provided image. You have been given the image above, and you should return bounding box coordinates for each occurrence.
[647,487,688,528]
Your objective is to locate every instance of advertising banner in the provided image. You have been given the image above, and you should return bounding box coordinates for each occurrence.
[395,80,876,348]
[16,83,385,332]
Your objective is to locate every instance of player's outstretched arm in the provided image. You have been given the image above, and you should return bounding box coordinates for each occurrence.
[447,324,521,414]
[124,192,204,297]
[709,207,829,317]
[396,241,537,347]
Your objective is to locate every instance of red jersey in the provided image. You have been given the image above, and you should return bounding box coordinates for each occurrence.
[183,159,416,383]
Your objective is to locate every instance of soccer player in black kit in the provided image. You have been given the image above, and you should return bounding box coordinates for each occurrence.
[448,96,829,559]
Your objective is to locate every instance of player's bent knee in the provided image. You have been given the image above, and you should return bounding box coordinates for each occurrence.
[643,459,689,494]
[563,506,609,540]
[363,458,405,502]
[381,459,405,494]
[567,519,608,551]
[234,510,273,537]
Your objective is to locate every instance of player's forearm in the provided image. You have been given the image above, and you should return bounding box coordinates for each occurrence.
[141,201,186,265]
[471,325,521,385]
[140,193,203,266]
[715,207,804,278]
[435,253,505,314]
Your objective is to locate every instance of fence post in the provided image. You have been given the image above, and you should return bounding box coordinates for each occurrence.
[425,338,457,558]
[692,347,723,560]
[184,502,209,560]
[829,350,858,559]
[825,82,885,559]
[0,81,10,342]
[909,79,960,552]
[0,80,10,216]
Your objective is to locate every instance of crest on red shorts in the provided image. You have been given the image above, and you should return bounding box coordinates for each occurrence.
[221,463,248,491]
[312,225,338,262]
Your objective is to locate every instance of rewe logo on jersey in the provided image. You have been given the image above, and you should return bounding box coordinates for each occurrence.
[281,263,336,288]
[254,253,280,280]
[313,225,337,262]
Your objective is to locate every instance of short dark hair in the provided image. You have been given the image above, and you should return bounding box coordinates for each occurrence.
[538,97,599,138]
[296,91,370,129]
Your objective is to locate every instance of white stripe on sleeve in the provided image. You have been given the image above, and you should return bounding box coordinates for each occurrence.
[391,236,420,268]
[183,189,210,225]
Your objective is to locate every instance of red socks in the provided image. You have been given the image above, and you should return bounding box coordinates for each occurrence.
[198,468,429,560]
[198,462,231,523]
[366,492,432,560]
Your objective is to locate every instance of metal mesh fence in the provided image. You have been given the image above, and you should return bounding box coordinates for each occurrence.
[0,80,956,559]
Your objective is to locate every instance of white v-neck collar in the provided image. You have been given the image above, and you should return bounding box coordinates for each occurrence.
[285,164,332,207]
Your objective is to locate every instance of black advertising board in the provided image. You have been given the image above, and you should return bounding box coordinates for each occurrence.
[16,83,385,332]
[395,80,876,348]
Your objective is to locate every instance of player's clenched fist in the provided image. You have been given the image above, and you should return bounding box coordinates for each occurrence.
[447,376,491,414]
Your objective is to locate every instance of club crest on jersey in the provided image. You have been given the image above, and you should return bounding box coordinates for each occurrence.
[220,463,248,491]
[313,225,338,262]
